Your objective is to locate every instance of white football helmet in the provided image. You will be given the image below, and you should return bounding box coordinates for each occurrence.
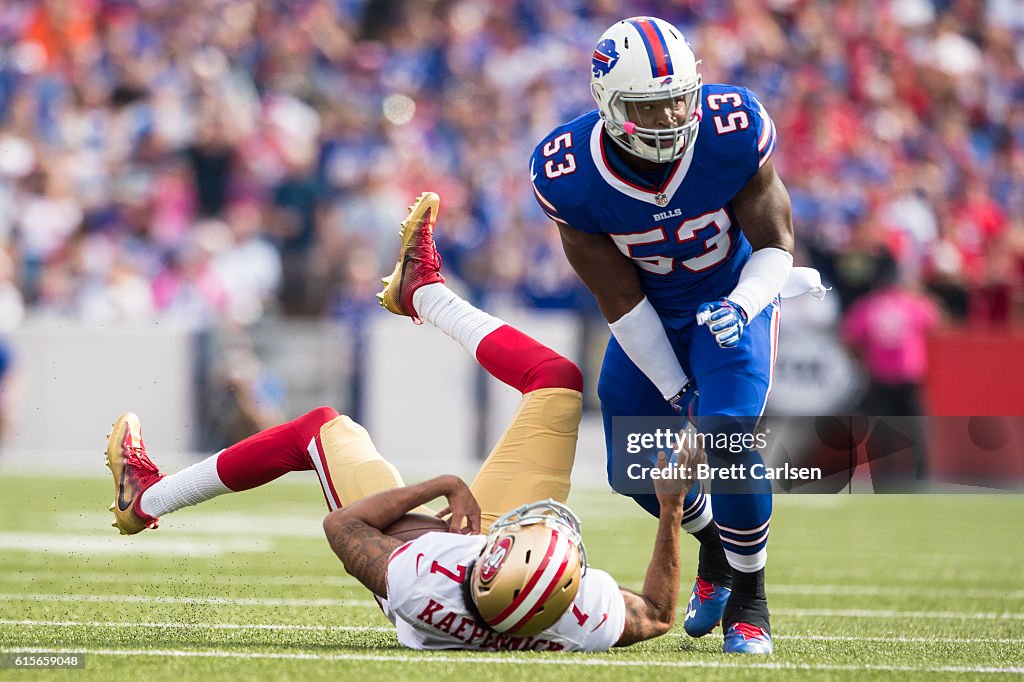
[591,16,703,163]
[469,500,588,637]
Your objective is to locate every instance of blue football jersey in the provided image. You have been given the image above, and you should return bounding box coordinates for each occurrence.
[531,83,777,319]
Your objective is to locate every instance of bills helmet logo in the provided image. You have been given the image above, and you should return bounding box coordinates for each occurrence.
[479,536,514,583]
[592,39,620,78]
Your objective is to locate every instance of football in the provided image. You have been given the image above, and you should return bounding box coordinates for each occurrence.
[383,512,450,542]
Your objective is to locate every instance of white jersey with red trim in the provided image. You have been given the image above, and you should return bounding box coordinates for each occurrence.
[378,532,625,651]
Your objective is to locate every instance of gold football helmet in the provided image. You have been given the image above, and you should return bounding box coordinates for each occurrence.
[469,500,588,636]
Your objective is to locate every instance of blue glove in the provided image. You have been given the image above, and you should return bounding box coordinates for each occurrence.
[696,299,748,349]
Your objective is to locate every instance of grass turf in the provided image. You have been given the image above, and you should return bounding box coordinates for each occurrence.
[0,473,1022,680]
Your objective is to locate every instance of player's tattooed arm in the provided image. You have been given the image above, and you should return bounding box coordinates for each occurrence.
[616,448,701,646]
[617,585,674,646]
[615,500,683,645]
[730,159,794,253]
[323,475,481,597]
[556,222,644,323]
[324,517,401,597]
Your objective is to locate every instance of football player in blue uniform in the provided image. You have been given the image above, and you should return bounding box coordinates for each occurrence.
[531,17,809,655]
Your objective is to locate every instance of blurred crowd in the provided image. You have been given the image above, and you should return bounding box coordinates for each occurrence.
[0,0,1022,333]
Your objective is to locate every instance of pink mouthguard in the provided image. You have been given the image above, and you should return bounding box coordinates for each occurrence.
[623,121,637,134]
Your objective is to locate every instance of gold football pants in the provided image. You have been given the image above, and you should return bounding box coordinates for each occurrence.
[317,387,582,533]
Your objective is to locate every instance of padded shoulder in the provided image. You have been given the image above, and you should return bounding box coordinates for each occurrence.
[695,83,777,183]
[530,111,604,234]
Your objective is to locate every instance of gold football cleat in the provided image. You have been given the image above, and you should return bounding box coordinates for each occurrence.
[105,412,163,535]
[377,191,445,324]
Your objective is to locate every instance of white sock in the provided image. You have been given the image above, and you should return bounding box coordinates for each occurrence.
[681,488,714,534]
[138,452,232,518]
[413,283,504,356]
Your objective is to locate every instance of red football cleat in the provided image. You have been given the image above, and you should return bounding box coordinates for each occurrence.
[377,192,445,324]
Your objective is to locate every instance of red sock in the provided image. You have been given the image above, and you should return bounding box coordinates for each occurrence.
[216,406,339,491]
[474,325,583,394]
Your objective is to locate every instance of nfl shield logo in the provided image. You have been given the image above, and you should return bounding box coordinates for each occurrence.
[592,39,620,78]
[655,193,669,207]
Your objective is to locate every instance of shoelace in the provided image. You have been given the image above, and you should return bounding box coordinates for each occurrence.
[119,434,162,528]
[694,577,718,604]
[125,440,163,485]
[413,230,443,271]
[731,622,767,640]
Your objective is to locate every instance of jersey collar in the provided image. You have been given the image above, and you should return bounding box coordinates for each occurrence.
[590,119,695,206]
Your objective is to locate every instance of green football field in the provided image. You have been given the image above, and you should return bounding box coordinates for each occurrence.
[1,472,1022,680]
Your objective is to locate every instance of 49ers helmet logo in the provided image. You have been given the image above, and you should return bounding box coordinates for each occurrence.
[479,536,514,583]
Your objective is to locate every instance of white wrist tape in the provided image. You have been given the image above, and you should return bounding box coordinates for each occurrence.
[727,247,794,321]
[782,266,829,300]
[608,298,689,400]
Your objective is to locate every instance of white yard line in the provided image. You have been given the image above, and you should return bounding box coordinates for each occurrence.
[1,573,1019,599]
[773,608,1024,620]
[3,619,1023,645]
[57,513,328,538]
[769,585,1024,599]
[0,619,390,632]
[0,533,269,557]
[0,647,1021,674]
[0,572,360,588]
[774,634,1024,644]
[0,594,377,608]
[2,594,1023,620]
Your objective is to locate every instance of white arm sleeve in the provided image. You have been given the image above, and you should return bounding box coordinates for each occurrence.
[608,298,689,400]
[727,247,794,322]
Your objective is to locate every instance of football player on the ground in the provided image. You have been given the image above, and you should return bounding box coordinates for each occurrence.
[531,17,826,654]
[104,192,700,652]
